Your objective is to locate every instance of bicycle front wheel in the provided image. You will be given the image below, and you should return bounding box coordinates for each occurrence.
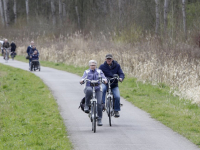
[108,97,112,126]
[92,101,97,133]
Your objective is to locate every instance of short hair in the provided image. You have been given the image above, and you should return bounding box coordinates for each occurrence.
[31,41,34,44]
[89,60,97,66]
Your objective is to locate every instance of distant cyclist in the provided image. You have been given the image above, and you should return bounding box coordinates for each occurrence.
[99,54,125,118]
[10,41,17,52]
[3,39,10,59]
[10,41,17,58]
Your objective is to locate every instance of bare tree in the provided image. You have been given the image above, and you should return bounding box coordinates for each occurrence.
[164,0,169,33]
[59,0,62,24]
[3,0,9,26]
[25,0,29,22]
[0,0,5,26]
[155,0,160,35]
[13,0,17,23]
[75,0,80,29]
[51,0,56,26]
[182,0,187,38]
[59,0,62,17]
[63,1,66,18]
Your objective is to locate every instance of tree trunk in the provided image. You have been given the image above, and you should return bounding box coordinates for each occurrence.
[164,0,169,33]
[25,0,29,22]
[59,0,62,24]
[155,0,160,35]
[63,2,66,18]
[13,0,17,23]
[51,0,56,26]
[75,4,80,29]
[118,0,121,27]
[0,0,5,26]
[3,0,9,26]
[182,0,187,39]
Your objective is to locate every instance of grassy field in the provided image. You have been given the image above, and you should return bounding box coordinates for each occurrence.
[0,63,72,150]
[15,55,200,147]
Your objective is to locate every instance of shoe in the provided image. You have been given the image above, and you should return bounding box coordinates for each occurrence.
[84,105,89,113]
[114,111,120,118]
[97,119,103,126]
[102,103,105,111]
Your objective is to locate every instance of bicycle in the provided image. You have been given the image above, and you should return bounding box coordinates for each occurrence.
[10,51,16,60]
[4,48,10,63]
[81,78,103,133]
[105,74,121,126]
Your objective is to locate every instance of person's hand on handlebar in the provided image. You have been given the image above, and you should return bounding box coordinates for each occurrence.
[103,80,107,84]
[80,80,84,84]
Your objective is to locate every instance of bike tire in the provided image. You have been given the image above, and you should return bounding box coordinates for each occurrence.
[5,52,8,63]
[93,101,96,133]
[108,97,112,126]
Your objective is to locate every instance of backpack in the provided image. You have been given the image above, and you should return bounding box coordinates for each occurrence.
[78,97,85,112]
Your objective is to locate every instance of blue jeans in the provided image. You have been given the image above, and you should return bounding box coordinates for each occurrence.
[102,84,121,111]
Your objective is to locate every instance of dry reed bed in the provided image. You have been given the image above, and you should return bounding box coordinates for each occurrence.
[17,35,200,104]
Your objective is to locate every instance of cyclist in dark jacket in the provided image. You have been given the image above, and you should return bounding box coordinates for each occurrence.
[10,41,16,52]
[99,54,125,118]
[10,41,17,58]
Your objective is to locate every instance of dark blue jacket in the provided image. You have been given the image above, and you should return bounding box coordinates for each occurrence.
[27,46,32,54]
[29,48,39,56]
[31,54,39,61]
[99,60,125,88]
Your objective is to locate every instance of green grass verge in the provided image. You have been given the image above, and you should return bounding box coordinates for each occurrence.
[0,63,72,150]
[14,55,200,147]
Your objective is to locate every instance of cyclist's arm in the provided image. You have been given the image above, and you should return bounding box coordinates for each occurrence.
[80,71,87,81]
[117,64,125,81]
[100,70,107,83]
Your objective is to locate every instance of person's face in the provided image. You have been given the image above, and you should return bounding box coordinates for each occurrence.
[31,42,34,46]
[90,62,96,70]
[34,51,37,54]
[106,58,113,65]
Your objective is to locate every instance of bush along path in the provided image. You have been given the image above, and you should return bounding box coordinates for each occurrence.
[0,63,72,150]
[1,55,198,150]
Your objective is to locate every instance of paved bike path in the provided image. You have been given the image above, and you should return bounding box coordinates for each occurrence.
[0,57,199,150]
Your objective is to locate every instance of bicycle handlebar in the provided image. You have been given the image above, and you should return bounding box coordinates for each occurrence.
[80,78,104,85]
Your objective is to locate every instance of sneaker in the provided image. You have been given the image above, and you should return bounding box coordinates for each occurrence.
[114,111,120,118]
[102,103,105,111]
[84,105,89,113]
[97,119,103,126]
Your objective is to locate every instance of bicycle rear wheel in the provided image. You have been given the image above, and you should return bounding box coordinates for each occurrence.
[92,101,97,133]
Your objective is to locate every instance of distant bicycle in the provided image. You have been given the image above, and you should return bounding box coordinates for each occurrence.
[81,78,104,133]
[10,52,16,60]
[4,48,10,63]
[105,74,122,126]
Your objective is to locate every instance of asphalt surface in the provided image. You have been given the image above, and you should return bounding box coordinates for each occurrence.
[0,57,199,150]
